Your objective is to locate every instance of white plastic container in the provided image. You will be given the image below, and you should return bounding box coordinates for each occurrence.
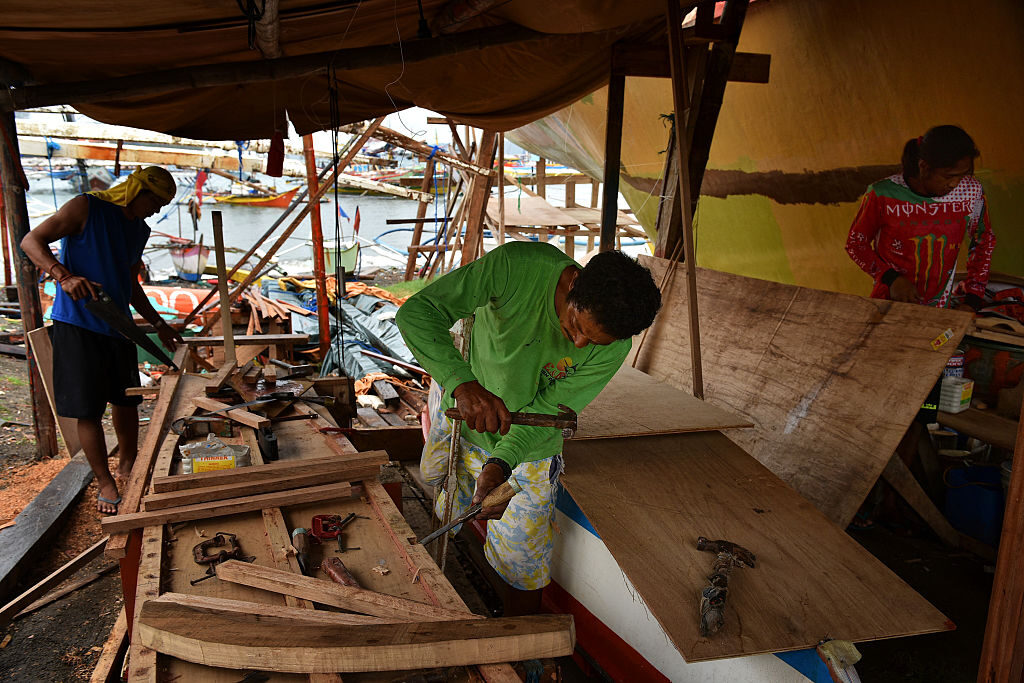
[939,376,973,414]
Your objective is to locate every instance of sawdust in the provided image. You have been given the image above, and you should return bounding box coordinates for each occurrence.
[0,457,69,526]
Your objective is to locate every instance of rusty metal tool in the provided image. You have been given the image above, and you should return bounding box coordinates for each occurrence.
[190,532,254,585]
[321,557,360,587]
[267,358,316,380]
[443,404,578,438]
[419,479,524,547]
[695,536,757,637]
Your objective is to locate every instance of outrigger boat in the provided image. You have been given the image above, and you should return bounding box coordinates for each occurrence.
[212,186,299,208]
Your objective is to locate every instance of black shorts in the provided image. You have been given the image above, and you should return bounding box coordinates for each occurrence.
[51,321,142,420]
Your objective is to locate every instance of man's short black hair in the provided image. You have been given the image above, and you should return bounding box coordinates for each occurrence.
[567,251,661,339]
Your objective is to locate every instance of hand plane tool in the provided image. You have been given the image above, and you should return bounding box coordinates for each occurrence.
[696,536,757,637]
[85,287,179,369]
[444,404,578,438]
[418,479,523,547]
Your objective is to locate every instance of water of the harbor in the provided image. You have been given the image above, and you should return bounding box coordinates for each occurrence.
[18,169,631,285]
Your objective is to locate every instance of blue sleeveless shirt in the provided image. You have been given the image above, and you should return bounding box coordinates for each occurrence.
[50,195,150,337]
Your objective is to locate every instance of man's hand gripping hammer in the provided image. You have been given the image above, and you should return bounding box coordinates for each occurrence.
[444,404,578,438]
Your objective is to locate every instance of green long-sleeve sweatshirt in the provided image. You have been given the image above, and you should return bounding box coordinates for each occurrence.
[395,242,629,469]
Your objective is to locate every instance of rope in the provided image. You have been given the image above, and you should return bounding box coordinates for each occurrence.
[234,0,267,50]
[45,137,60,209]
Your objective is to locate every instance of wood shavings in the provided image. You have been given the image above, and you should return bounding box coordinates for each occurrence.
[193,525,206,538]
[411,567,421,584]
[372,561,390,576]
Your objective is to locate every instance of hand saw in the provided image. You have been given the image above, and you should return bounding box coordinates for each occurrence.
[84,288,179,369]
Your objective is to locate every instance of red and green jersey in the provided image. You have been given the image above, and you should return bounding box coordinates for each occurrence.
[845,174,995,307]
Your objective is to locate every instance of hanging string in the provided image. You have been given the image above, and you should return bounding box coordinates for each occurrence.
[328,65,347,376]
[235,0,267,50]
[44,137,60,209]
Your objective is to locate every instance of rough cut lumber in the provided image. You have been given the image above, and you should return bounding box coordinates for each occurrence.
[938,407,1017,451]
[574,366,752,439]
[89,606,128,683]
[0,534,107,626]
[14,562,118,619]
[561,432,951,662]
[150,451,387,493]
[138,599,575,673]
[107,370,183,559]
[216,560,474,622]
[126,524,162,681]
[203,359,237,395]
[124,385,160,397]
[152,593,393,626]
[881,454,960,546]
[143,466,379,510]
[633,258,973,527]
[101,482,352,534]
[192,396,271,429]
[0,454,95,602]
[26,326,81,456]
[183,333,308,346]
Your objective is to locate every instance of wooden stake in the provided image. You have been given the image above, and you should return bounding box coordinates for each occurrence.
[211,211,235,365]
[303,135,330,359]
[459,130,498,266]
[665,0,705,399]
[0,110,58,458]
[497,134,506,245]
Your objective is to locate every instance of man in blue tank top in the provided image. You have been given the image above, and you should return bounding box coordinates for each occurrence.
[22,167,183,513]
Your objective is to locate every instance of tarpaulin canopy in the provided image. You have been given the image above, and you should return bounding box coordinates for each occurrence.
[0,1,676,139]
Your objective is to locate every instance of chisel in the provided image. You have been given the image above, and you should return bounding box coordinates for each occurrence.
[418,479,523,546]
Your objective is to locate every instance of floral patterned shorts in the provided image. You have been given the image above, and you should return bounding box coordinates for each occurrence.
[421,382,557,590]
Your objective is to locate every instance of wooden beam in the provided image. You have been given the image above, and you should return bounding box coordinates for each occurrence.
[15,562,117,619]
[1,24,544,112]
[89,606,128,683]
[0,535,107,627]
[613,44,770,83]
[203,360,237,395]
[665,0,705,399]
[459,131,498,265]
[125,385,160,397]
[151,451,386,493]
[215,559,474,621]
[101,482,353,534]
[599,71,625,252]
[373,125,491,177]
[211,212,236,364]
[183,333,308,346]
[192,396,270,430]
[0,111,57,457]
[143,465,381,510]
[881,453,960,546]
[126,525,162,680]
[138,598,575,674]
[150,592,392,626]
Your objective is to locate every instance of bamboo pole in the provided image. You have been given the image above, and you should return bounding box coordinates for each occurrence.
[0,110,57,457]
[211,212,235,365]
[302,135,330,359]
[665,0,704,400]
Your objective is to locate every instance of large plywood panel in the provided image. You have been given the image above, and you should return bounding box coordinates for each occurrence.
[633,258,972,526]
[573,366,752,439]
[562,432,952,662]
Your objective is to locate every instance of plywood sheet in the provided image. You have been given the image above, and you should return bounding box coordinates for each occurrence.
[561,432,952,662]
[633,258,973,526]
[573,366,752,439]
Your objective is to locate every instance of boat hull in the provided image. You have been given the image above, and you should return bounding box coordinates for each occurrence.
[212,187,298,208]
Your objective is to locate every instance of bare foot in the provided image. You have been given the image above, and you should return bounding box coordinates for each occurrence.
[116,460,135,482]
[97,480,121,515]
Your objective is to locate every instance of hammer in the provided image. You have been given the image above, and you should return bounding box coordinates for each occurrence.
[444,404,578,438]
[695,536,757,637]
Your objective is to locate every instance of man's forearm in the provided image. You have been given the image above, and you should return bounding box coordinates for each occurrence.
[20,233,60,275]
[131,283,166,328]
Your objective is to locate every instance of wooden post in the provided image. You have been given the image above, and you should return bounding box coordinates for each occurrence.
[0,178,11,290]
[599,71,625,252]
[666,0,705,399]
[211,212,235,365]
[0,110,57,458]
[404,157,436,281]
[536,157,546,199]
[587,180,599,252]
[459,131,498,266]
[497,134,505,245]
[978,402,1024,682]
[302,135,330,360]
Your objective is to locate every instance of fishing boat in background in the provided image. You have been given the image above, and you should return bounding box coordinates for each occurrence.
[212,186,299,208]
[169,240,210,282]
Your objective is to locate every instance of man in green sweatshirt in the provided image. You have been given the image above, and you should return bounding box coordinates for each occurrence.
[396,241,661,613]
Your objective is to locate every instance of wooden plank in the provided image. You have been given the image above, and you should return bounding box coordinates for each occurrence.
[192,396,271,429]
[151,592,391,625]
[215,560,474,621]
[0,454,95,602]
[633,258,974,527]
[938,407,1017,451]
[14,562,118,619]
[126,524,163,682]
[125,385,160,397]
[89,606,128,683]
[575,366,752,439]
[372,379,400,408]
[346,425,424,462]
[183,333,308,346]
[561,432,952,662]
[137,599,575,673]
[357,406,391,428]
[107,371,183,559]
[101,482,353,534]
[0,534,107,626]
[25,326,80,456]
[203,359,237,395]
[881,453,960,546]
[152,451,386,492]
[142,466,380,510]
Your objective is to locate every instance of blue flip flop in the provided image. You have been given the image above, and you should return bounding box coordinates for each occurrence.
[97,494,122,514]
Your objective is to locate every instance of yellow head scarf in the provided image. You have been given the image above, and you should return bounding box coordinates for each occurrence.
[88,166,176,207]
